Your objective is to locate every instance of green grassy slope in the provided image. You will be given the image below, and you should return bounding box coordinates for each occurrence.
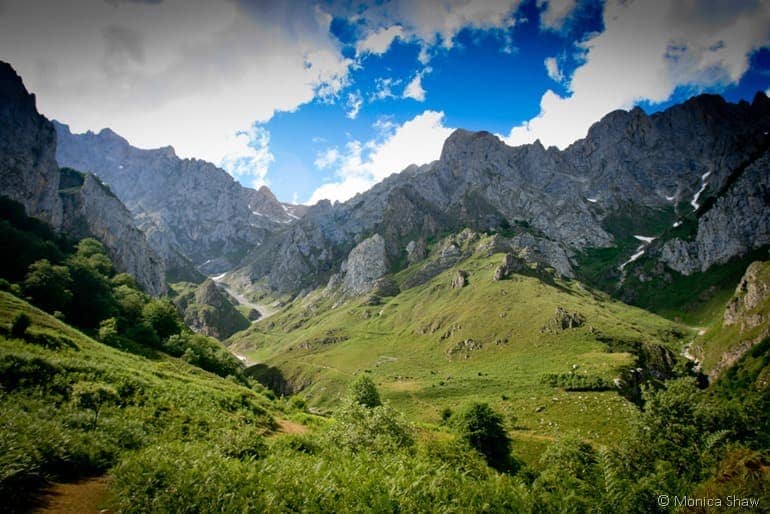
[228,244,688,447]
[0,290,278,508]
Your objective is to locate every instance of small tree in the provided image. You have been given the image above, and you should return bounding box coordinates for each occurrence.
[142,299,180,341]
[348,375,382,408]
[23,259,73,313]
[71,382,119,429]
[454,402,513,472]
[10,313,31,339]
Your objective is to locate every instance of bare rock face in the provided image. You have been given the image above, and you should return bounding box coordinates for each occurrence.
[0,61,62,228]
[59,170,166,296]
[660,151,770,275]
[54,121,303,276]
[340,234,389,296]
[541,307,586,333]
[451,269,469,289]
[493,252,526,281]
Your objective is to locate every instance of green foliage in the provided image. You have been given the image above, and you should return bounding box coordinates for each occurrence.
[347,374,382,408]
[541,373,613,391]
[141,299,180,341]
[10,312,31,338]
[325,400,414,454]
[454,402,515,472]
[71,381,120,428]
[22,259,73,313]
[163,332,242,379]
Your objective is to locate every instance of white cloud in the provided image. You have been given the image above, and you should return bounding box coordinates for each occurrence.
[503,0,770,150]
[0,0,351,180]
[307,110,454,204]
[356,25,404,56]
[351,0,522,61]
[544,57,563,83]
[403,73,426,101]
[219,125,274,189]
[345,91,363,119]
[536,0,577,31]
[371,77,401,101]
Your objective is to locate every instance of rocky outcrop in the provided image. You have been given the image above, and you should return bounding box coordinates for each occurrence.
[339,234,389,296]
[174,279,250,340]
[709,261,770,380]
[659,151,770,275]
[0,61,62,228]
[59,169,166,296]
[371,277,400,297]
[451,270,469,289]
[541,307,586,333]
[54,121,304,276]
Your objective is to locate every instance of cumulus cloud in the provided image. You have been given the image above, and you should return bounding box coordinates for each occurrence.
[356,25,404,56]
[536,0,577,31]
[307,110,454,204]
[370,77,401,101]
[502,0,770,150]
[219,126,274,189]
[544,56,563,83]
[0,0,350,178]
[350,0,522,61]
[403,72,426,101]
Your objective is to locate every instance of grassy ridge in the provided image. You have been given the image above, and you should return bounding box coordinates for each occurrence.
[228,245,687,448]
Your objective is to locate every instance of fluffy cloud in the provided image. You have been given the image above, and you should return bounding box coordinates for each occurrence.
[350,0,522,61]
[536,0,577,31]
[403,72,426,101]
[544,57,563,83]
[307,110,454,204]
[0,0,350,176]
[503,0,770,149]
[219,126,274,189]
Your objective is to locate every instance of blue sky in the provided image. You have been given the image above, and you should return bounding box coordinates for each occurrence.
[2,0,769,204]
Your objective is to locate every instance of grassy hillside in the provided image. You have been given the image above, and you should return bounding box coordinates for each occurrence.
[228,239,688,450]
[0,290,279,510]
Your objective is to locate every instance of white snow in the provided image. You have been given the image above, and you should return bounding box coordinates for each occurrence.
[118,165,124,169]
[665,195,676,201]
[673,221,682,228]
[211,272,227,281]
[690,171,712,210]
[633,235,656,244]
[586,197,598,203]
[251,210,265,217]
[620,247,646,270]
[282,204,300,219]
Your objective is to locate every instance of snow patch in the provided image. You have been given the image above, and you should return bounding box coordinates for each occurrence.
[586,197,598,203]
[690,171,712,210]
[282,204,300,219]
[633,235,656,244]
[118,165,124,169]
[212,272,227,281]
[665,195,676,201]
[672,220,682,228]
[620,247,645,270]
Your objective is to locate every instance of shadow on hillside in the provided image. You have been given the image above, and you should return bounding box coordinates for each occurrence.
[245,363,292,396]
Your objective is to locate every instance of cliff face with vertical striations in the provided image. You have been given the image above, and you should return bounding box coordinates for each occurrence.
[0,62,62,229]
[0,61,165,296]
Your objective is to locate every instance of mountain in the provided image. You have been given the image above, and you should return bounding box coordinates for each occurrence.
[0,62,62,229]
[232,93,770,298]
[54,122,305,279]
[172,278,251,340]
[0,61,165,296]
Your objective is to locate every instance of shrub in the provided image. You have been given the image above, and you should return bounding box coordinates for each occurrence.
[454,402,515,472]
[71,382,119,429]
[22,259,73,313]
[347,374,382,408]
[10,313,31,339]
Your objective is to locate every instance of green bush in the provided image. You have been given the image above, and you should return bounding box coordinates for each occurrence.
[10,312,31,339]
[347,374,382,408]
[454,402,515,472]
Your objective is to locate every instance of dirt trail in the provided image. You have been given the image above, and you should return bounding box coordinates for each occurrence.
[275,419,310,435]
[34,475,112,514]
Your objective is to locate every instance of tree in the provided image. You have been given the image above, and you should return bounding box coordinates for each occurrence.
[10,313,31,339]
[22,259,73,313]
[142,299,180,341]
[71,382,119,429]
[454,402,514,472]
[348,375,382,408]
